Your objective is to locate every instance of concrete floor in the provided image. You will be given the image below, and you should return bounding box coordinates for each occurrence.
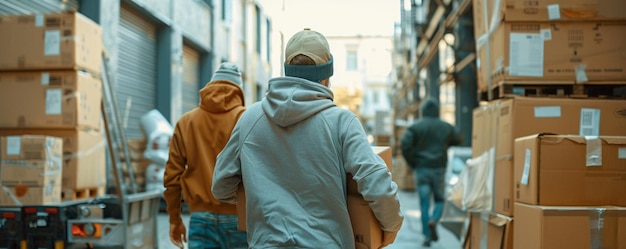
[156,190,464,249]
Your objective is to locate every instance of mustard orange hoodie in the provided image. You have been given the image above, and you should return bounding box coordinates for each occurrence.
[163,80,245,225]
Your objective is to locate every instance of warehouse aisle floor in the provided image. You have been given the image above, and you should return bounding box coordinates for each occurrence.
[156,190,463,248]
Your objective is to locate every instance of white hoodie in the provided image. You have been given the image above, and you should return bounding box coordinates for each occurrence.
[212,76,403,248]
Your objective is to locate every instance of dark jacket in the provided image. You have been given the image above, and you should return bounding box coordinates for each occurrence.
[400,98,462,169]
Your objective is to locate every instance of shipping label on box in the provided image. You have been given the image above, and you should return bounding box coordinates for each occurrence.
[514,134,626,207]
[0,136,63,187]
[0,12,102,74]
[0,71,102,130]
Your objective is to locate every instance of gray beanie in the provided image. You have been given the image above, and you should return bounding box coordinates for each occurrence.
[211,62,243,86]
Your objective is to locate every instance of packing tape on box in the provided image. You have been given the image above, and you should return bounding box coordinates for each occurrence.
[61,36,79,42]
[63,91,81,101]
[576,64,589,83]
[475,0,503,52]
[475,0,503,95]
[1,185,22,206]
[62,139,106,161]
[585,136,602,167]
[0,159,62,177]
[589,208,606,249]
[45,137,63,171]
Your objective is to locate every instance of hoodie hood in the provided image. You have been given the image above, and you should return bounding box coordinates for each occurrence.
[261,76,335,127]
[421,98,440,118]
[199,80,245,113]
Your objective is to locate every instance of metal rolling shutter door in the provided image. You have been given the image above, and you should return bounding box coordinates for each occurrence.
[182,45,200,113]
[0,0,79,15]
[117,5,157,139]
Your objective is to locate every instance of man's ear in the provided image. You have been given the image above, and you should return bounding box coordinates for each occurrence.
[320,79,330,87]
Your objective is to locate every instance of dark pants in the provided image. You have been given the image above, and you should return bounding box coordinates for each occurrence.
[413,168,446,240]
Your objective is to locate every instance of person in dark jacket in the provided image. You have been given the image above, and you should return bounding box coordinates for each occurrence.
[400,97,462,247]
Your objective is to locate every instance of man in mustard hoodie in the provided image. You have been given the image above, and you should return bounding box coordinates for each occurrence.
[163,62,247,249]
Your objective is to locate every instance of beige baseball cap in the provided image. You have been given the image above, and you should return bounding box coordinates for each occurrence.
[285,28,331,65]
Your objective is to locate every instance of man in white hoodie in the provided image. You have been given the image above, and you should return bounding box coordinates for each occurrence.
[211,28,403,248]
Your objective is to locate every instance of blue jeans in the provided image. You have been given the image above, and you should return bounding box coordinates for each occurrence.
[413,168,446,239]
[188,211,248,249]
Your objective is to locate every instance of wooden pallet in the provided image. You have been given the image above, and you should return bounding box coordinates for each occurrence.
[61,186,106,201]
[479,81,626,101]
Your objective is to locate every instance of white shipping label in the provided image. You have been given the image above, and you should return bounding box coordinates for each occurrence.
[580,108,600,137]
[45,89,62,115]
[41,72,50,85]
[35,14,44,27]
[619,148,626,159]
[44,30,61,56]
[509,33,544,77]
[534,106,561,118]
[521,149,531,185]
[6,136,21,155]
[547,4,561,20]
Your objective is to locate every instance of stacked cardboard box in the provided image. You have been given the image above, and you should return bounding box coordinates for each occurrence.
[514,203,626,249]
[511,134,626,249]
[468,97,626,248]
[466,0,626,248]
[0,12,105,206]
[473,0,626,91]
[0,136,63,205]
[0,12,102,74]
